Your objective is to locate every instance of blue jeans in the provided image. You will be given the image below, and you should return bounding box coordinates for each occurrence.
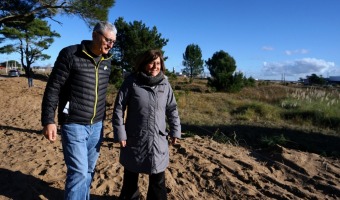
[61,121,103,200]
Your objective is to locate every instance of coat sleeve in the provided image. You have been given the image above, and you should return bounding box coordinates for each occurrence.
[112,78,131,142]
[41,48,71,126]
[166,84,181,139]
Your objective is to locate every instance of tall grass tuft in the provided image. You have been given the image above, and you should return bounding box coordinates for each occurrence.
[281,87,340,131]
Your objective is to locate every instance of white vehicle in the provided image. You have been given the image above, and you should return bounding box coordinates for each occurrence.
[8,69,20,77]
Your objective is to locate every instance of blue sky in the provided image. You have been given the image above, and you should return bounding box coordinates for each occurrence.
[2,0,340,81]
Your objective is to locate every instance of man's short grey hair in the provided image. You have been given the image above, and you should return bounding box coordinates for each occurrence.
[93,21,117,35]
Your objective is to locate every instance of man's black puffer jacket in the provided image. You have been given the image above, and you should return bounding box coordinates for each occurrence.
[41,40,112,126]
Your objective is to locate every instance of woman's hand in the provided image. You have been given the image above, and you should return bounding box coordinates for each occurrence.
[120,140,126,147]
[171,137,177,145]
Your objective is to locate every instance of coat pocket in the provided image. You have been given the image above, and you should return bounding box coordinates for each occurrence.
[159,130,168,136]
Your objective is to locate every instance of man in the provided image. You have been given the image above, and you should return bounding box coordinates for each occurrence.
[27,68,34,87]
[41,21,117,200]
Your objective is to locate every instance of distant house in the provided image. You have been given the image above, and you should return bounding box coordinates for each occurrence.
[302,78,310,85]
[328,76,340,84]
[0,62,7,70]
[175,72,186,77]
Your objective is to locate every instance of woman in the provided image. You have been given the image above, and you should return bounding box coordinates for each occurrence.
[112,49,181,200]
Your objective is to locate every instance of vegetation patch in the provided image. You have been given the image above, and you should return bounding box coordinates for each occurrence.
[170,77,340,157]
[231,102,280,122]
[280,87,340,132]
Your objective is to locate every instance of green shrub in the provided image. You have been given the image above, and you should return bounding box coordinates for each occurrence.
[260,134,288,147]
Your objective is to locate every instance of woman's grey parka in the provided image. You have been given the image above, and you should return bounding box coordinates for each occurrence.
[112,74,181,174]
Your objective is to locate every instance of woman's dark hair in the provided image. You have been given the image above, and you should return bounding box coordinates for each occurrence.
[134,49,166,73]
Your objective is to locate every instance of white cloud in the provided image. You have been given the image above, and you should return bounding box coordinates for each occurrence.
[262,46,274,51]
[285,49,309,55]
[261,58,338,78]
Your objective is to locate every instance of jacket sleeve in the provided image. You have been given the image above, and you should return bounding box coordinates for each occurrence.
[112,78,131,142]
[166,83,181,139]
[41,48,71,126]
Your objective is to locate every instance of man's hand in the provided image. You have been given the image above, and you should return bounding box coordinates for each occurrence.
[42,124,57,142]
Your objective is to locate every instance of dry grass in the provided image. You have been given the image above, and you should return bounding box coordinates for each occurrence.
[169,78,340,156]
[170,77,340,135]
[175,91,232,126]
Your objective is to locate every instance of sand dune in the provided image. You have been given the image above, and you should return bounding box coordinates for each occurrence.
[0,76,339,200]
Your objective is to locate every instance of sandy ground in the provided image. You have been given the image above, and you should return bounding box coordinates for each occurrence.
[0,76,339,200]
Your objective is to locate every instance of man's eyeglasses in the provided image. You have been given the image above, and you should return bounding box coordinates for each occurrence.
[97,31,115,45]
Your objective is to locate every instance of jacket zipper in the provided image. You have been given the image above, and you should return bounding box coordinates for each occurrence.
[82,50,105,124]
[91,62,100,124]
